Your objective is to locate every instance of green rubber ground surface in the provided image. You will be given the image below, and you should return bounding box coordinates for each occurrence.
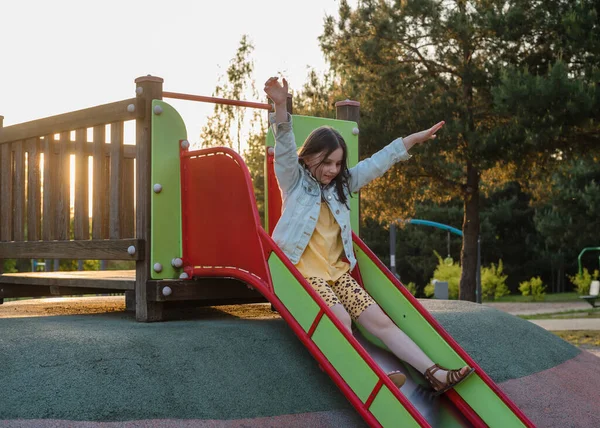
[0,300,579,423]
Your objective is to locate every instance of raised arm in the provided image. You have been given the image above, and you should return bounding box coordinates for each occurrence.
[264,77,300,192]
[348,121,445,193]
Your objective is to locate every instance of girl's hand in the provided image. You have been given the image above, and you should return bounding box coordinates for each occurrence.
[264,77,289,106]
[403,121,445,150]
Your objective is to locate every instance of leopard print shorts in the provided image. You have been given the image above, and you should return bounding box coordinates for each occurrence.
[306,273,376,321]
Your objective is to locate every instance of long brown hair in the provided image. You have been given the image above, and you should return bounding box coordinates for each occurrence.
[298,126,351,207]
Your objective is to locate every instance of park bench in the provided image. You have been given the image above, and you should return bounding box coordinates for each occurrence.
[579,280,600,308]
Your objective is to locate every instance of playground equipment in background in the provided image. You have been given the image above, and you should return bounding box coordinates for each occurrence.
[0,77,534,426]
[389,219,483,303]
[578,247,600,307]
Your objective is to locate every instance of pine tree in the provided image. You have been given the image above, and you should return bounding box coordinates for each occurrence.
[318,0,599,300]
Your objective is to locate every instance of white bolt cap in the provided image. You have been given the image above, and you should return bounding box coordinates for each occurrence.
[153,183,162,193]
[352,127,359,135]
[127,246,136,255]
[179,272,189,279]
[153,263,163,273]
[162,286,172,296]
[127,104,135,113]
[153,105,163,115]
[267,147,275,155]
[171,258,183,268]
[181,140,190,150]
[136,87,143,95]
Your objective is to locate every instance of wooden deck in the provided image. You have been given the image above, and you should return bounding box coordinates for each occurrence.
[0,270,135,290]
[0,270,265,305]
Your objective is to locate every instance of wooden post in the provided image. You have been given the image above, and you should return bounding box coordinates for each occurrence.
[135,75,164,322]
[335,99,360,123]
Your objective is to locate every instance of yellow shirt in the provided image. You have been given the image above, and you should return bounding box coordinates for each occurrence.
[295,202,350,281]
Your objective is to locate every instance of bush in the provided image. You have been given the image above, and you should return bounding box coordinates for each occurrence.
[481,260,510,301]
[569,268,600,295]
[2,259,17,273]
[519,276,547,301]
[404,282,418,296]
[424,252,510,300]
[424,251,461,299]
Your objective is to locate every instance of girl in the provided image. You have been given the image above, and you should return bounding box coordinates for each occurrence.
[264,76,473,395]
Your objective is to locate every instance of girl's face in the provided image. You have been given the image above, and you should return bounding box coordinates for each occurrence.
[305,147,344,185]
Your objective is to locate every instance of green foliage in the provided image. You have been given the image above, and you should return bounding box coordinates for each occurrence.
[424,251,461,299]
[481,261,511,301]
[58,260,100,271]
[424,252,510,301]
[243,130,266,225]
[2,259,17,273]
[519,277,548,301]
[569,268,600,295]
[318,0,600,300]
[404,282,418,297]
[200,35,262,153]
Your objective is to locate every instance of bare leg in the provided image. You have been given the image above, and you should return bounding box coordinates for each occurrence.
[329,303,352,333]
[357,304,469,384]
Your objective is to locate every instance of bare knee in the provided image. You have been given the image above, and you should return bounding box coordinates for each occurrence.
[359,305,395,334]
[331,304,352,332]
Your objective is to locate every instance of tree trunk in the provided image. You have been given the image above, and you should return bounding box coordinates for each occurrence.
[460,163,480,301]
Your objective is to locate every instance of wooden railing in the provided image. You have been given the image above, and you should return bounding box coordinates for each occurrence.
[0,98,142,260]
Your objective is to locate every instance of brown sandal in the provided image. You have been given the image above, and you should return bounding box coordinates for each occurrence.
[424,364,474,396]
[387,370,406,388]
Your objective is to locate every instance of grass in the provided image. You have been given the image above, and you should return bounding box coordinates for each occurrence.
[519,308,600,320]
[552,330,600,347]
[490,292,579,303]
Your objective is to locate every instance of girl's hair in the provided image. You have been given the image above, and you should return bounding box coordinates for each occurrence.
[298,126,351,207]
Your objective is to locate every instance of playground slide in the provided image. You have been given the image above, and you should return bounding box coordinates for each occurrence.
[150,100,533,427]
[260,229,532,428]
[175,146,532,428]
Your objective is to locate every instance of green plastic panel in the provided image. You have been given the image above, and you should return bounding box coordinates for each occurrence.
[269,250,421,427]
[369,385,421,428]
[354,246,526,427]
[268,252,320,332]
[265,115,359,233]
[311,315,379,403]
[150,100,187,279]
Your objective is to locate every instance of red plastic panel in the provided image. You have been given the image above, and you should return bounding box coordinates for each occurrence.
[180,147,270,284]
[266,148,282,235]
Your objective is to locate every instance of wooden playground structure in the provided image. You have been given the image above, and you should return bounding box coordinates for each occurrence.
[0,75,358,322]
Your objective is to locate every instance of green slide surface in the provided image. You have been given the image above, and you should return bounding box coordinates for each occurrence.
[268,252,421,428]
[354,245,526,427]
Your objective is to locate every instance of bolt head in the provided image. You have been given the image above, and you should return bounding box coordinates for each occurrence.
[179,272,189,280]
[153,263,163,273]
[153,105,163,115]
[181,140,190,150]
[171,258,183,268]
[162,286,172,296]
[153,183,162,193]
[352,127,359,135]
[136,87,143,95]
[127,104,135,113]
[127,246,136,255]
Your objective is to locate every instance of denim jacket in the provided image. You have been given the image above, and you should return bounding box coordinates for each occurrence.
[271,114,412,271]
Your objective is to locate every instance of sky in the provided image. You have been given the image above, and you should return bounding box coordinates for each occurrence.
[1,0,356,148]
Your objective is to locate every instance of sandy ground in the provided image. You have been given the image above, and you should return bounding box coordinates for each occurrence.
[0,296,281,320]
